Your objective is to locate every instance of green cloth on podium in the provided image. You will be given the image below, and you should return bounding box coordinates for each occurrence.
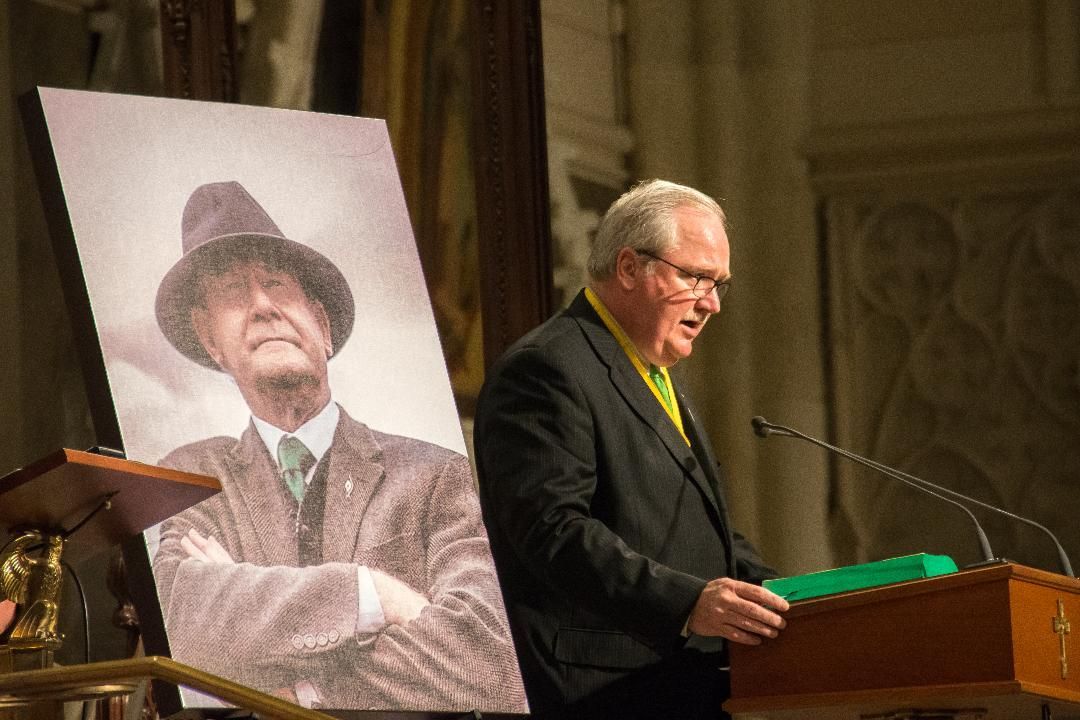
[764,553,958,602]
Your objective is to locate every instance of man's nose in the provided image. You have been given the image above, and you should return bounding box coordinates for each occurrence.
[246,282,280,315]
[696,286,722,314]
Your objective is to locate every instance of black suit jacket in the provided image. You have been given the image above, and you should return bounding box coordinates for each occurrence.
[475,291,775,717]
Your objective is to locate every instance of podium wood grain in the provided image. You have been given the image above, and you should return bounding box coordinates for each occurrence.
[726,563,1080,719]
[0,449,219,561]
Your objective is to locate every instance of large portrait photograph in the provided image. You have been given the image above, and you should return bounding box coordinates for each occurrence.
[27,88,526,714]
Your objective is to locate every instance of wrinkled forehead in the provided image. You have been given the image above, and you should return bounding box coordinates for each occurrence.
[200,248,295,280]
[192,248,310,307]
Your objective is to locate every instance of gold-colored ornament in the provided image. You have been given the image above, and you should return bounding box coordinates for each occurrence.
[0,530,65,666]
[1053,598,1071,680]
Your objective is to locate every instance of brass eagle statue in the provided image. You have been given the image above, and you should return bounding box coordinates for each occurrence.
[0,530,65,647]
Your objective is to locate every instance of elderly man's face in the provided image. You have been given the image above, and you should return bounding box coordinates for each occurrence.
[623,206,730,367]
[191,260,332,393]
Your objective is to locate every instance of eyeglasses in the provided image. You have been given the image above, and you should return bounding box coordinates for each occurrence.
[638,251,731,300]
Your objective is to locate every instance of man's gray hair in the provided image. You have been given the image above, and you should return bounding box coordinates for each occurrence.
[587,179,725,281]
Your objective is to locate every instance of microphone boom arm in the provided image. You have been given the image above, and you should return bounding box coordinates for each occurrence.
[751,416,1075,577]
[752,417,998,566]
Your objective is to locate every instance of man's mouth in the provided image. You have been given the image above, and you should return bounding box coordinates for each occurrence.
[252,336,300,350]
[680,318,706,331]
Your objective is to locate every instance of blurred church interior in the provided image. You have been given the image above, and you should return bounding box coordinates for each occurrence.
[1,0,1078,663]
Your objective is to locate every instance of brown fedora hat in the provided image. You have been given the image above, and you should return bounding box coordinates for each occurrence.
[155,181,355,370]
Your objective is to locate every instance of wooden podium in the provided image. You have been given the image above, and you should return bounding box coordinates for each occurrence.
[0,448,220,562]
[725,563,1080,719]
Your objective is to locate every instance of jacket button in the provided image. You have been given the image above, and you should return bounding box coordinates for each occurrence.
[304,634,316,649]
[317,632,328,647]
[291,635,304,650]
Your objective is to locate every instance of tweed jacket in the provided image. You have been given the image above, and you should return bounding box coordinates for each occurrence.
[474,291,775,715]
[153,407,526,712]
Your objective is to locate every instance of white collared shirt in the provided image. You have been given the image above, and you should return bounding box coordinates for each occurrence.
[252,400,340,487]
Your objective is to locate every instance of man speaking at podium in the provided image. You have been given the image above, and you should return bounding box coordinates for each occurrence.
[475,180,789,719]
[150,181,524,712]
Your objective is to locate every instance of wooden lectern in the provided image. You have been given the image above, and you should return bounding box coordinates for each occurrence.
[0,449,220,563]
[0,448,223,673]
[725,563,1080,720]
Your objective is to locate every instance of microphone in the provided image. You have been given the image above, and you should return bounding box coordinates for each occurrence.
[751,416,1000,568]
[752,416,1075,577]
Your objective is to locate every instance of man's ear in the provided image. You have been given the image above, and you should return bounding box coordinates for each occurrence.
[613,247,640,290]
[312,299,333,359]
[191,307,224,367]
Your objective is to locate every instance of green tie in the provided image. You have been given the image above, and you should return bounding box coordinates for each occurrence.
[649,365,672,411]
[277,435,316,501]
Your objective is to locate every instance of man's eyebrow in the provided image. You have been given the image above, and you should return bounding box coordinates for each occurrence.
[686,265,729,281]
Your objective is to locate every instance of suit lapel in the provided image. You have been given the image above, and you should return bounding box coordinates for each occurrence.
[569,292,724,523]
[226,424,300,566]
[678,397,727,519]
[225,410,387,566]
[319,408,387,562]
[678,394,735,563]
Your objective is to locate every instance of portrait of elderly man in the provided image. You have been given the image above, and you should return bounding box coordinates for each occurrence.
[150,181,525,713]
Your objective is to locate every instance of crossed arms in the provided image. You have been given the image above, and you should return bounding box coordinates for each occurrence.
[152,450,525,712]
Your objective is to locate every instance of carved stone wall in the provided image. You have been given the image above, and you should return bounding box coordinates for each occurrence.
[827,188,1080,571]
[620,0,1080,576]
[812,0,1080,574]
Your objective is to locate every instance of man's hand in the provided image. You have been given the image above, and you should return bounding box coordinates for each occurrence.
[272,686,298,704]
[180,528,235,564]
[687,577,789,645]
[369,569,429,626]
